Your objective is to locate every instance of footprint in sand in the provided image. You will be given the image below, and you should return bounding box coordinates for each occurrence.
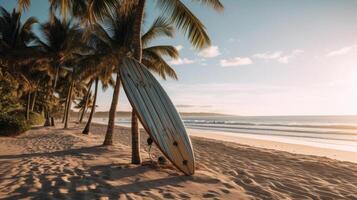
[162,192,176,199]
[202,192,218,198]
[220,188,230,194]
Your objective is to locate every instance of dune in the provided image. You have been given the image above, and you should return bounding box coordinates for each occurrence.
[0,123,356,199]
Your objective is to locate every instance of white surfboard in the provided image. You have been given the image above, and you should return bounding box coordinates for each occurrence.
[119,57,195,175]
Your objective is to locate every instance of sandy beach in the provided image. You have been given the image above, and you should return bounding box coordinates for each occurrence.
[0,123,356,199]
[189,128,357,164]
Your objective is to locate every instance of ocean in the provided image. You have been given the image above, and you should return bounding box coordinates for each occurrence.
[93,115,357,153]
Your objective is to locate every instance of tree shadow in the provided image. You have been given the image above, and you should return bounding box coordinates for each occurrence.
[0,145,109,159]
[1,159,221,200]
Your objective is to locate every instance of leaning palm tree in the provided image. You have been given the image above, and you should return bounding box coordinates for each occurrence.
[82,69,114,135]
[80,10,135,145]
[60,65,91,129]
[77,80,94,123]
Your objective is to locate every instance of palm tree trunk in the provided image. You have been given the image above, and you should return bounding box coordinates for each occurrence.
[64,81,74,129]
[83,78,98,135]
[26,92,31,121]
[62,84,71,123]
[53,66,60,89]
[51,117,55,126]
[132,0,146,61]
[30,91,37,111]
[79,80,93,123]
[103,73,121,145]
[131,110,141,163]
[61,101,67,123]
[130,0,146,164]
[44,106,51,126]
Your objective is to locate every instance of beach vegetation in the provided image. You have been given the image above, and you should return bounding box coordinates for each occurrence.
[8,110,45,126]
[0,114,30,136]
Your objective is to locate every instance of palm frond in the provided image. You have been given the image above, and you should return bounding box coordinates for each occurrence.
[87,0,118,23]
[156,0,211,50]
[84,24,113,52]
[142,50,178,80]
[191,0,224,12]
[17,0,31,12]
[142,16,174,46]
[144,45,179,59]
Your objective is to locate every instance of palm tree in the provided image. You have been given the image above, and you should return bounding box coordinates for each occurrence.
[77,80,94,123]
[0,6,44,120]
[0,6,39,65]
[88,10,135,145]
[74,1,223,153]
[101,0,223,151]
[56,58,93,129]
[129,0,223,164]
[38,17,84,89]
[38,16,89,127]
[82,68,114,135]
[127,16,179,163]
[54,11,128,136]
[82,78,98,134]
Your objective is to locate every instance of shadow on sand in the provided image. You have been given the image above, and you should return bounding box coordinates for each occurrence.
[0,146,109,159]
[0,145,218,199]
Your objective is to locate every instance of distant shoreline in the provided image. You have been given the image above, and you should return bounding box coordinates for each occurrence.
[91,121,357,164]
[71,111,235,118]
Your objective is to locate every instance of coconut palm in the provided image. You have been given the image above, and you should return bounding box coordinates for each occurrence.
[81,10,135,145]
[0,6,38,79]
[0,6,46,120]
[0,6,39,65]
[127,16,179,163]
[81,79,98,134]
[77,80,94,124]
[58,64,93,129]
[37,16,91,127]
[75,64,115,128]
[38,17,84,89]
[84,11,179,147]
[126,0,223,164]
[82,71,114,135]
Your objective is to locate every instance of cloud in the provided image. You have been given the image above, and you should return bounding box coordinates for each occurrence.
[169,58,195,65]
[176,104,212,108]
[176,104,195,108]
[198,45,220,58]
[254,49,303,63]
[326,45,357,57]
[175,45,183,51]
[220,57,252,67]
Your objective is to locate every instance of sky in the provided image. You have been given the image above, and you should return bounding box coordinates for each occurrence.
[1,0,357,116]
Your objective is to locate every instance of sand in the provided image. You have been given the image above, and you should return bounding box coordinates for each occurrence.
[0,123,356,199]
[189,129,357,163]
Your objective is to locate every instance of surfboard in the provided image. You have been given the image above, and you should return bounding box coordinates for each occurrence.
[119,57,195,175]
